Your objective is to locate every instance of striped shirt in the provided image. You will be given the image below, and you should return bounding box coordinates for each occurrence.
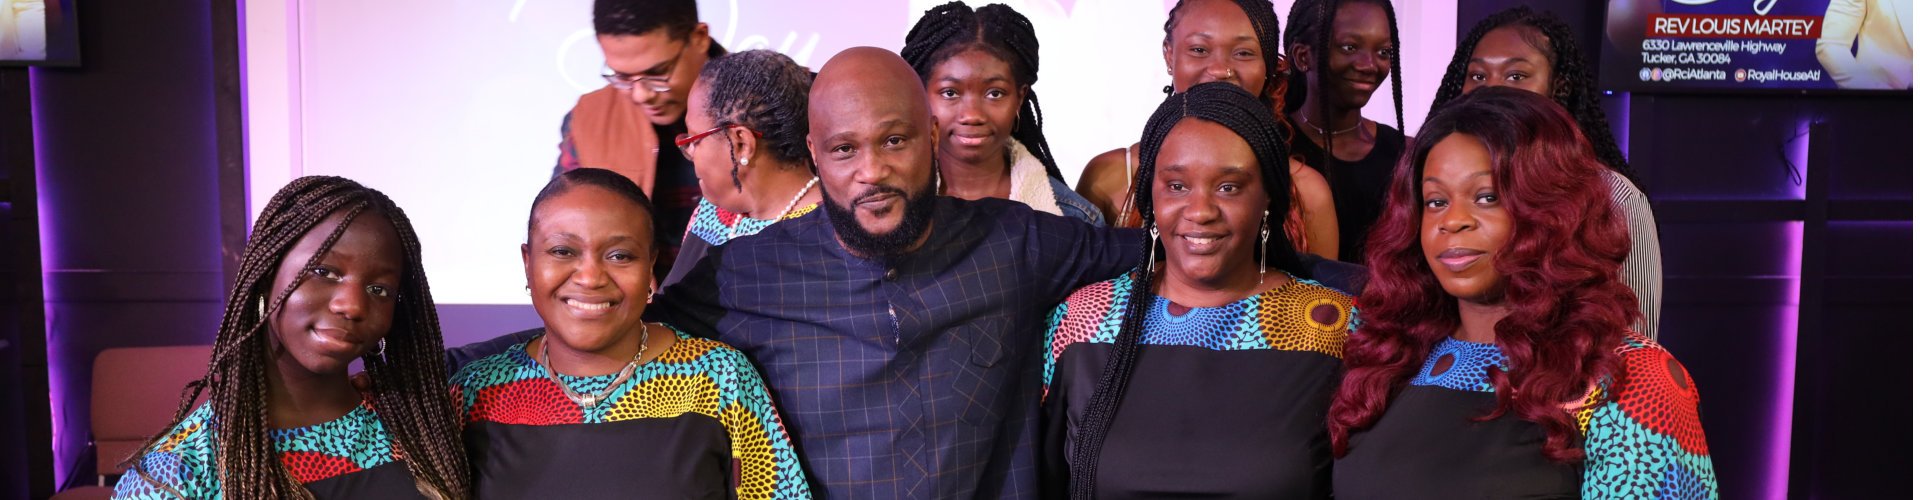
[1603,170,1663,340]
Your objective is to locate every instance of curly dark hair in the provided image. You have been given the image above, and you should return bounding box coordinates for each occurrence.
[901,1,1063,181]
[1067,82,1305,500]
[592,0,698,38]
[697,50,815,188]
[1328,87,1637,464]
[1282,0,1405,164]
[125,176,470,499]
[1432,6,1644,191]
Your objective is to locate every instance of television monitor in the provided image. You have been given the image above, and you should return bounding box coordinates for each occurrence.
[1600,0,1912,92]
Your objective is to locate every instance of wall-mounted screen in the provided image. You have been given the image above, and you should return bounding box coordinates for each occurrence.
[1600,0,1912,92]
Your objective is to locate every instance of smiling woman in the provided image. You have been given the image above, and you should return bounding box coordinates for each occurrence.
[1282,0,1408,263]
[448,168,811,499]
[900,1,1105,226]
[113,177,469,500]
[1041,82,1353,500]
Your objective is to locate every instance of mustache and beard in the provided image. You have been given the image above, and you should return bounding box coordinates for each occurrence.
[820,171,939,258]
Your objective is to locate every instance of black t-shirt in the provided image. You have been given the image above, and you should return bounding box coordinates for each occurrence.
[651,123,701,279]
[1289,123,1407,264]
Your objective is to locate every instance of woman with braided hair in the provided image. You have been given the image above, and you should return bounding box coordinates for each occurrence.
[1435,6,1665,340]
[1283,0,1407,264]
[450,168,809,498]
[1076,0,1342,262]
[1040,82,1356,499]
[663,49,821,288]
[900,1,1104,225]
[114,176,469,499]
[1327,87,1715,499]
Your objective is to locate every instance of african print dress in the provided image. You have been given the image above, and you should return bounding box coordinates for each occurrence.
[111,402,421,499]
[1039,270,1357,499]
[451,326,811,499]
[661,197,820,288]
[1332,333,1719,499]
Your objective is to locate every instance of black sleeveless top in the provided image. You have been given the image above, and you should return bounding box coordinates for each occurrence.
[1288,123,1406,264]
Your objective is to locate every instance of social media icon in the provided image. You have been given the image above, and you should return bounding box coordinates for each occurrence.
[1735,69,1747,82]
[1640,68,1652,81]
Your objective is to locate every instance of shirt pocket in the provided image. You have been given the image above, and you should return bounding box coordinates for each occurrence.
[952,318,1012,425]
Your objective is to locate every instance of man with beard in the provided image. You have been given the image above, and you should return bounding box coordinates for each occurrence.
[649,47,1143,499]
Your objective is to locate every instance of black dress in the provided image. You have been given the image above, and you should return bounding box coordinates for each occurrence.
[1288,123,1406,263]
[1041,270,1357,499]
[1332,335,1719,499]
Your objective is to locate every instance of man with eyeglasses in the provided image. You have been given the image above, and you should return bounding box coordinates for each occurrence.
[558,0,726,279]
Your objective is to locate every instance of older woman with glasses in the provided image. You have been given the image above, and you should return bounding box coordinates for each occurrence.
[659,49,821,287]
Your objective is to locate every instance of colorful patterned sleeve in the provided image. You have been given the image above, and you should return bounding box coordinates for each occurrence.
[1579,334,1719,499]
[111,406,216,499]
[708,344,814,499]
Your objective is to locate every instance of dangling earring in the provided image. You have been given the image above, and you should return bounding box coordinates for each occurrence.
[1259,210,1271,284]
[1147,223,1160,275]
[256,295,267,319]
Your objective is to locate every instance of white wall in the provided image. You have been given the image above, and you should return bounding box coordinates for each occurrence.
[244,0,1453,304]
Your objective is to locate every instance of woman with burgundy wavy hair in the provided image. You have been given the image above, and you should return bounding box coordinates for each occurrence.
[1326,87,1716,499]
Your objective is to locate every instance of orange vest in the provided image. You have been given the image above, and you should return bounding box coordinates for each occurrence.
[562,86,660,196]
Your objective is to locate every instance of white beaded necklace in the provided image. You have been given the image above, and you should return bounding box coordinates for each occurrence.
[729,176,819,240]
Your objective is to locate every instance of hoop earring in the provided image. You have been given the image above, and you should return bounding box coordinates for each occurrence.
[1259,210,1271,285]
[374,338,387,357]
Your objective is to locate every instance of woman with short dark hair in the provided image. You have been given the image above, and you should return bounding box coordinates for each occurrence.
[451,168,810,498]
[666,49,820,287]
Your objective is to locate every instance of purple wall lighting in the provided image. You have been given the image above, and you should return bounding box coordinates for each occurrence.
[28,66,71,489]
[1768,221,1802,500]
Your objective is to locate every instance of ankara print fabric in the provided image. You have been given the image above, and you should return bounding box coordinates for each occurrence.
[685,197,819,247]
[663,198,822,288]
[1334,334,1717,499]
[451,326,811,500]
[111,403,420,499]
[1039,269,1357,499]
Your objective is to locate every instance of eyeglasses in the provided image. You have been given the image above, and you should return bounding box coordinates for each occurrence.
[602,41,688,93]
[674,124,763,160]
